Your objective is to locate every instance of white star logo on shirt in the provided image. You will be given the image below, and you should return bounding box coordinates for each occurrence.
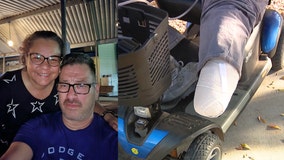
[7,99,19,118]
[31,101,45,113]
[54,93,59,105]
[3,75,16,84]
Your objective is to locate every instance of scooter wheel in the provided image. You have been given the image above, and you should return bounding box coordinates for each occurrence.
[271,25,284,71]
[183,132,222,160]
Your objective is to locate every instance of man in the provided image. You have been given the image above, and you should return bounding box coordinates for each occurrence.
[0,53,117,160]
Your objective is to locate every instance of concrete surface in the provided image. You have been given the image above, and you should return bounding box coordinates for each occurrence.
[222,69,284,160]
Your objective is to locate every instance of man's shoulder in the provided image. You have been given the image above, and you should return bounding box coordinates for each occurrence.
[93,114,117,135]
[27,112,61,126]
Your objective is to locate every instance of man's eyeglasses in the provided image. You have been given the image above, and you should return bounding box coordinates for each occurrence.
[29,53,62,67]
[57,82,96,95]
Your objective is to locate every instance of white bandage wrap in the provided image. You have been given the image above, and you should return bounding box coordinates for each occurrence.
[194,59,239,118]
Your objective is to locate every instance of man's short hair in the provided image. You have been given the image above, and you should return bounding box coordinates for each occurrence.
[60,53,96,81]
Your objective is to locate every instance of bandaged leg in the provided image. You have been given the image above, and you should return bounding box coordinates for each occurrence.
[194,59,240,118]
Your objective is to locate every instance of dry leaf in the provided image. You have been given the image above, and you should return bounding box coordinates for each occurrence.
[257,116,266,123]
[235,146,243,150]
[267,124,281,130]
[241,143,251,150]
[236,143,251,150]
[277,89,284,92]
[280,113,284,116]
[280,76,284,80]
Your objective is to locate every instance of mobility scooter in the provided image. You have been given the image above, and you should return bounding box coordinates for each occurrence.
[117,0,284,159]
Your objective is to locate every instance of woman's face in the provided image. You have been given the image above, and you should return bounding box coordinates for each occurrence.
[25,38,61,87]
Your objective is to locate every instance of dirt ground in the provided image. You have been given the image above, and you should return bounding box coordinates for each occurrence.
[268,0,284,16]
[222,68,284,160]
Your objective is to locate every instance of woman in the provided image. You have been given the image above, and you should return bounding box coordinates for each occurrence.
[0,30,117,155]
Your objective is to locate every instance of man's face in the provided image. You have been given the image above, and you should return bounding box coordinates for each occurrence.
[58,63,96,123]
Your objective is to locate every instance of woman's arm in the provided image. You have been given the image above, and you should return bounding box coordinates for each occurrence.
[94,101,118,131]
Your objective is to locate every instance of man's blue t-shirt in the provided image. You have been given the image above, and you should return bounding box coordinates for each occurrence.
[14,112,118,160]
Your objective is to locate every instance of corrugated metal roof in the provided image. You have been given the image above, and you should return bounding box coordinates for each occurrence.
[0,0,118,56]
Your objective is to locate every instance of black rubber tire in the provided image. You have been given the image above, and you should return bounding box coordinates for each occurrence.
[271,25,284,71]
[183,132,222,160]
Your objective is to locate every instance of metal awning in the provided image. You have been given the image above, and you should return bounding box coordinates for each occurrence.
[0,0,117,56]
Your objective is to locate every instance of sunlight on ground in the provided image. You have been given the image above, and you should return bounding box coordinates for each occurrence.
[222,69,284,160]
